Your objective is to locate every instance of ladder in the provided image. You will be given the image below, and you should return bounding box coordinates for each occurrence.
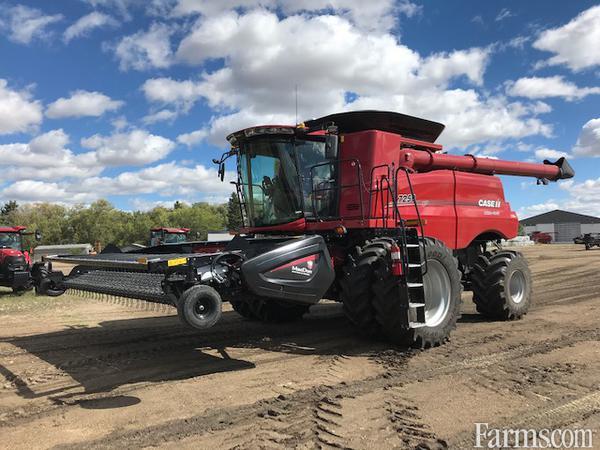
[403,227,427,328]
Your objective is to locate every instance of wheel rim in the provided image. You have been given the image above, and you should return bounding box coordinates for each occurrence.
[508,270,526,304]
[192,297,214,320]
[423,259,451,327]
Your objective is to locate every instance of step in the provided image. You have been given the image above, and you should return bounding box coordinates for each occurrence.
[408,262,424,268]
[407,282,423,288]
[409,302,425,307]
[409,322,427,328]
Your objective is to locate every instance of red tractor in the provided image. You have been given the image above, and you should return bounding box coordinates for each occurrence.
[149,227,190,246]
[0,226,39,293]
[37,111,574,348]
[530,231,552,244]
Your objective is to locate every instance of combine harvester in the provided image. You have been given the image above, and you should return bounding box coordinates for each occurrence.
[34,111,574,347]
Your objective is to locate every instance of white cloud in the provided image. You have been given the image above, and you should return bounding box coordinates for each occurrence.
[130,198,188,211]
[506,76,600,101]
[520,175,600,218]
[0,129,101,180]
[506,36,530,50]
[495,8,513,22]
[83,0,178,20]
[142,109,178,124]
[517,201,560,219]
[1,161,233,205]
[171,0,401,32]
[0,4,63,44]
[148,109,174,123]
[177,128,207,147]
[46,90,124,119]
[81,129,175,165]
[165,9,552,148]
[533,5,600,71]
[141,77,203,106]
[77,162,234,197]
[63,11,118,43]
[572,118,600,158]
[0,79,43,135]
[1,180,96,204]
[420,47,490,87]
[111,115,129,130]
[534,148,569,161]
[112,22,173,71]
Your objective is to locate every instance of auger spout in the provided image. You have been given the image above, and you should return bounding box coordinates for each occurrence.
[399,150,574,181]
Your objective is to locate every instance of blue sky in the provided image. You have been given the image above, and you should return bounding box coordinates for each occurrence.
[0,0,598,217]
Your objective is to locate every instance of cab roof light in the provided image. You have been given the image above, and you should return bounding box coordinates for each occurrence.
[244,126,295,138]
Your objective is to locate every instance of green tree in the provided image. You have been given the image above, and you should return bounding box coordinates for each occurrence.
[1,200,19,224]
[226,192,243,231]
[11,203,69,244]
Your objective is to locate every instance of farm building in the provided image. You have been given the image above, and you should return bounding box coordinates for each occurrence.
[520,209,600,243]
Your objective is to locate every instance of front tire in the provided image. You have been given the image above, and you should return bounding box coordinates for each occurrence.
[372,238,462,348]
[177,285,223,329]
[340,241,392,337]
[471,250,532,320]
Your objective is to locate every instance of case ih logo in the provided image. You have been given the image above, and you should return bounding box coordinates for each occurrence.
[478,199,502,208]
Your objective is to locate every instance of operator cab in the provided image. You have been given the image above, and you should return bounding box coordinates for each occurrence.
[0,229,24,251]
[227,126,337,228]
[223,111,445,232]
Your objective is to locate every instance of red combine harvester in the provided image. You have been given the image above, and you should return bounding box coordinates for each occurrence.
[36,111,574,347]
[149,227,190,246]
[0,226,37,293]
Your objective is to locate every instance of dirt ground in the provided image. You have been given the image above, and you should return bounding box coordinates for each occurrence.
[1,244,599,449]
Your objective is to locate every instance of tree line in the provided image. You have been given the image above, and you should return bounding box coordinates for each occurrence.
[0,194,244,247]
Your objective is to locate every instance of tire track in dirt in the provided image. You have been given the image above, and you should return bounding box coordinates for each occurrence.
[450,391,600,448]
[0,333,376,427]
[53,326,600,449]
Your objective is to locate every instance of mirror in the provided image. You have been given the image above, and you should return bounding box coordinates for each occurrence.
[219,163,225,181]
[35,230,42,241]
[325,134,339,159]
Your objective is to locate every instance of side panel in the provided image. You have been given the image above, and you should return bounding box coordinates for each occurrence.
[454,172,517,248]
[241,235,335,304]
[396,170,457,248]
[338,130,405,220]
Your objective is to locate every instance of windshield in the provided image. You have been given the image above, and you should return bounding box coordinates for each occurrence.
[150,230,187,245]
[0,232,21,250]
[164,233,188,243]
[238,136,335,227]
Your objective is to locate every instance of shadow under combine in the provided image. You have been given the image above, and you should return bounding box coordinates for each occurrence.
[1,303,397,405]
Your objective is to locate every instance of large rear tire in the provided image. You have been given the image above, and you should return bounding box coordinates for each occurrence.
[372,238,462,348]
[471,250,532,320]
